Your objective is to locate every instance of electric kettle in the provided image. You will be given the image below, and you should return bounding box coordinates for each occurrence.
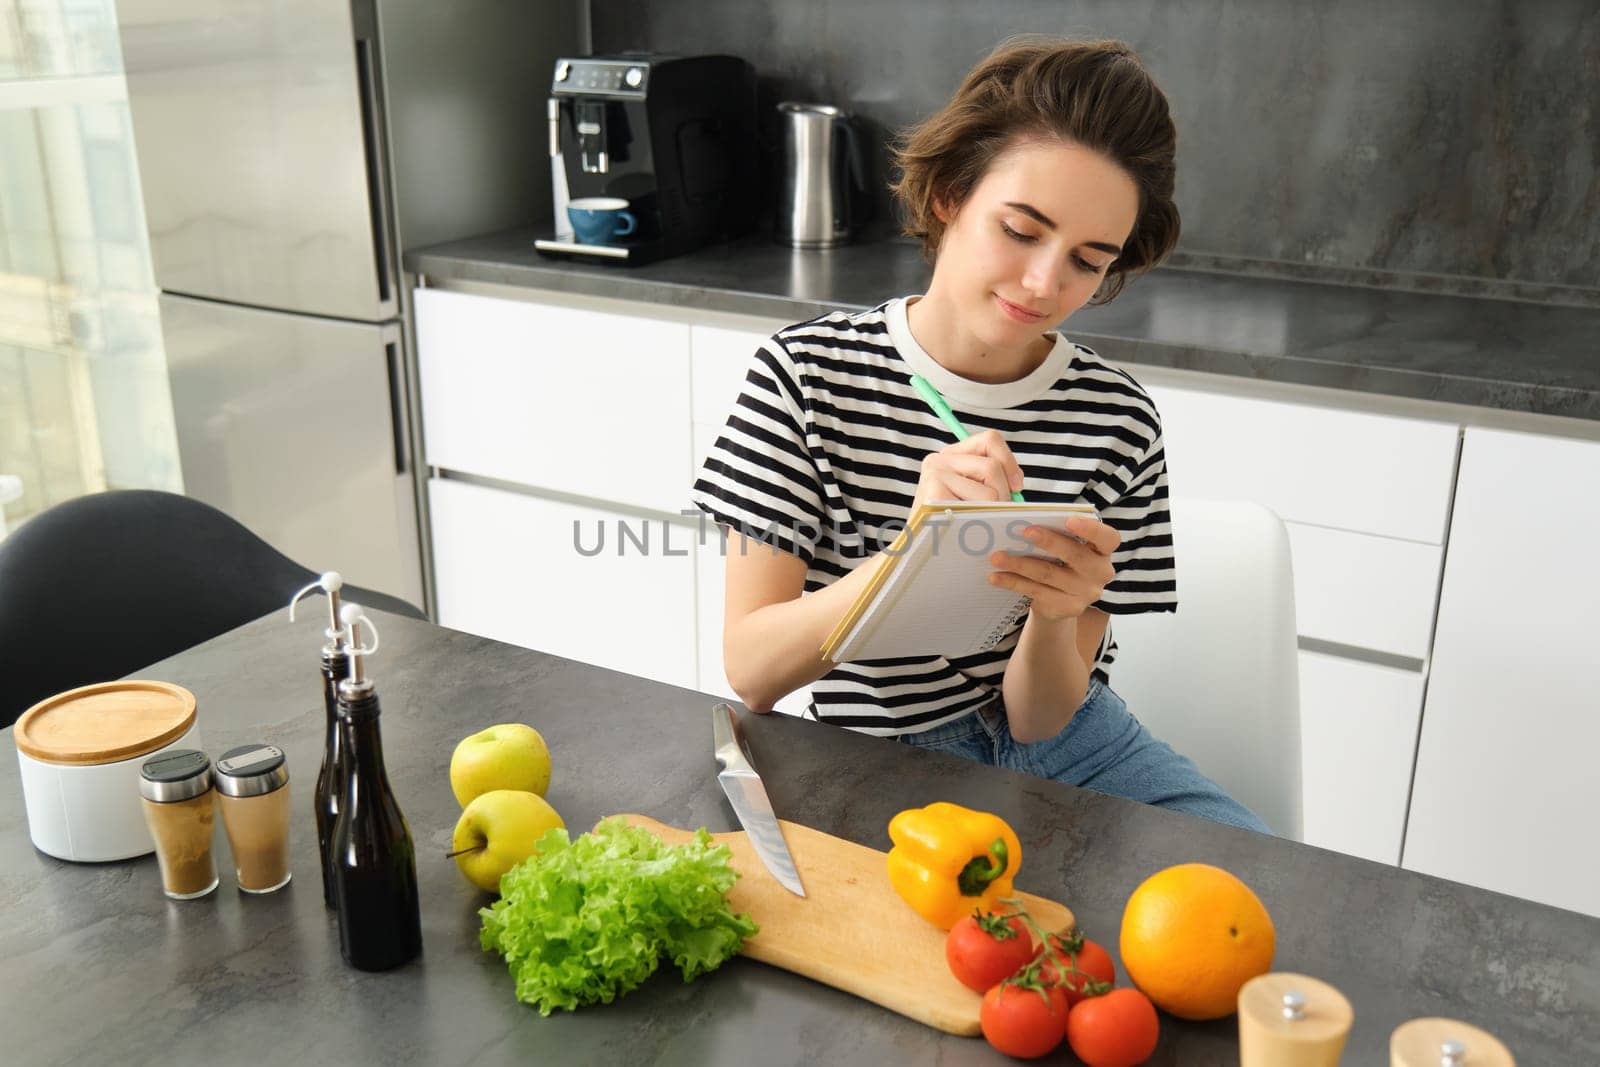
[776,102,870,248]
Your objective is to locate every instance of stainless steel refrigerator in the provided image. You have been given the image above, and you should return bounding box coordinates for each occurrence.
[117,0,581,610]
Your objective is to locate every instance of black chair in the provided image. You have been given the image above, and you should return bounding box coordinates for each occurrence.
[0,490,424,728]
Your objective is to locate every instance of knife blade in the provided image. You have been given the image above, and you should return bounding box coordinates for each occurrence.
[712,703,806,897]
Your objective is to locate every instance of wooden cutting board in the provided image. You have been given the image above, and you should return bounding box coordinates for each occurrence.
[614,814,1075,1036]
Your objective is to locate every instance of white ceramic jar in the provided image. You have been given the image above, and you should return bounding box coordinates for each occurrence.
[14,680,201,862]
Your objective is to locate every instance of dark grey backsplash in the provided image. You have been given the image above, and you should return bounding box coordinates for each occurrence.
[590,0,1599,300]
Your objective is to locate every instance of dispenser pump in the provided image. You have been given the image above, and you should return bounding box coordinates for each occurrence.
[337,603,381,699]
[288,571,349,651]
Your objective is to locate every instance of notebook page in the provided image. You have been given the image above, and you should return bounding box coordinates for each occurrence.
[823,504,957,659]
[834,521,943,658]
[834,504,1093,660]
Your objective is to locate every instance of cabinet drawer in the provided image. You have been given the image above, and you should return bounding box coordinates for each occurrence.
[1146,384,1459,544]
[428,477,697,690]
[416,288,692,513]
[1298,651,1424,865]
[1284,522,1442,660]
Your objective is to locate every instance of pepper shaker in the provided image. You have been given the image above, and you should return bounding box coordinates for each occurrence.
[138,749,219,900]
[214,744,292,893]
[1238,972,1353,1067]
[1391,1017,1515,1067]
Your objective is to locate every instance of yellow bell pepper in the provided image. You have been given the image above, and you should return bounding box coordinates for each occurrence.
[886,802,1024,930]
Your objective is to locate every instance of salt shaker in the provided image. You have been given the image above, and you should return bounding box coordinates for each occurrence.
[214,744,292,893]
[1238,972,1353,1067]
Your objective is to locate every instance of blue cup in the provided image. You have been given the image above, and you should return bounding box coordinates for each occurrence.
[567,197,637,245]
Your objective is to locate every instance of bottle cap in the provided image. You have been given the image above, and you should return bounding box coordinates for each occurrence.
[139,749,214,803]
[213,744,289,798]
[336,603,381,703]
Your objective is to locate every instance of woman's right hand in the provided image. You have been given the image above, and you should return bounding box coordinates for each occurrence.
[908,429,1025,515]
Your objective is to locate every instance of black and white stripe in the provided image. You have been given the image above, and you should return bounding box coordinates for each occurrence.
[693,297,1176,736]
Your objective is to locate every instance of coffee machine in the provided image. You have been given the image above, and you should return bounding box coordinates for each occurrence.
[536,54,759,265]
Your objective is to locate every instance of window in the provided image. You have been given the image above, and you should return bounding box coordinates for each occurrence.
[0,0,180,538]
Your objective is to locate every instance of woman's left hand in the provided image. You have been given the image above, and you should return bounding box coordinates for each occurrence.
[987,515,1120,623]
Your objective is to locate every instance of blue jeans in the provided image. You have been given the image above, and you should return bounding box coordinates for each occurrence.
[896,678,1271,834]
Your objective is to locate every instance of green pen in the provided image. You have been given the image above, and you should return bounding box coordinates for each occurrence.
[909,373,1026,502]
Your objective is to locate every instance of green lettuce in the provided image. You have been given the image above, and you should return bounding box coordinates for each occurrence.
[479,817,759,1014]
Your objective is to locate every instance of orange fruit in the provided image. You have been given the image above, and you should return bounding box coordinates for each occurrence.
[1119,863,1275,1020]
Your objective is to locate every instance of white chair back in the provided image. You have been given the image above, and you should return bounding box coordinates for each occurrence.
[1108,497,1302,838]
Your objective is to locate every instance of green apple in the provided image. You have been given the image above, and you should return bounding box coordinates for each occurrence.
[449,722,551,807]
[450,789,565,893]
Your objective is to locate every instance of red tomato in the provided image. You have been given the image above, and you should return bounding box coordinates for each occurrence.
[981,980,1070,1059]
[1066,988,1160,1067]
[1035,931,1117,1006]
[945,912,1035,993]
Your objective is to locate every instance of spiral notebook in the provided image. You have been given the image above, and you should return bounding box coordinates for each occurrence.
[821,501,1099,662]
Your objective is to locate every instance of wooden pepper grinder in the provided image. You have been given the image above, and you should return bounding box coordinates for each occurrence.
[1391,1018,1515,1067]
[1238,972,1354,1067]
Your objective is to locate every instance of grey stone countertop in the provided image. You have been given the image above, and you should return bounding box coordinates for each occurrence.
[406,228,1600,422]
[4,609,1596,1065]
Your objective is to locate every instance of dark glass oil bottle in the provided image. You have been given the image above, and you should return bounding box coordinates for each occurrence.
[330,680,422,971]
[313,647,350,909]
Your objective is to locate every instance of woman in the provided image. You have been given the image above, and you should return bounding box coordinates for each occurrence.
[693,36,1267,834]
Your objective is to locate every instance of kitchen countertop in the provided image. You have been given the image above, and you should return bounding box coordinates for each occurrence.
[406,228,1600,423]
[4,609,1596,1064]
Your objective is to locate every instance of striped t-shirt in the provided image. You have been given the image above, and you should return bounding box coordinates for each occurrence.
[692,296,1176,736]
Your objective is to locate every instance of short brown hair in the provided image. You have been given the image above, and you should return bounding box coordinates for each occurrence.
[891,36,1180,303]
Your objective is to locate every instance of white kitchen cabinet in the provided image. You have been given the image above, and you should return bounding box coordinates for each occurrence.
[1148,381,1457,659]
[1144,379,1460,863]
[1297,650,1426,864]
[1283,522,1443,660]
[1146,382,1460,544]
[415,287,694,514]
[428,477,698,692]
[1402,428,1600,917]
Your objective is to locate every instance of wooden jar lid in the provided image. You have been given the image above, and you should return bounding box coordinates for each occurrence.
[1391,1018,1515,1067]
[1239,972,1353,1067]
[15,681,197,766]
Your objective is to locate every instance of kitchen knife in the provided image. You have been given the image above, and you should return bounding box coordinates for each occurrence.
[712,703,806,897]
